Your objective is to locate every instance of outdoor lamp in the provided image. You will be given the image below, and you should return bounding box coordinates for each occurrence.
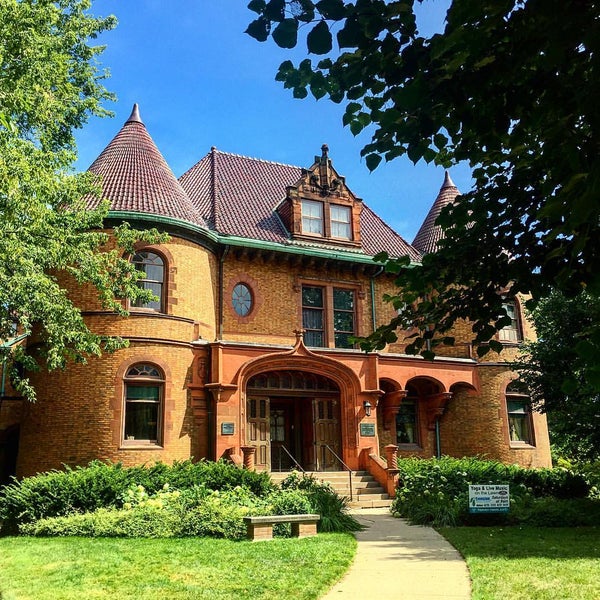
[363,400,372,417]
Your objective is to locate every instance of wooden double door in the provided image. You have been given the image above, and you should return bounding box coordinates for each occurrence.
[247,395,341,472]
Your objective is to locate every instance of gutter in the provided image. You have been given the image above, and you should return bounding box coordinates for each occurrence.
[107,211,419,267]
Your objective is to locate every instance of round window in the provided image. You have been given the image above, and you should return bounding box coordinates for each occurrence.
[232,283,253,317]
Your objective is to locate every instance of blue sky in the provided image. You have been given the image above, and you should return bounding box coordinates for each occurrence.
[75,0,471,241]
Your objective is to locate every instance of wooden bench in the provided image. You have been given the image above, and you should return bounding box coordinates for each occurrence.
[243,514,320,541]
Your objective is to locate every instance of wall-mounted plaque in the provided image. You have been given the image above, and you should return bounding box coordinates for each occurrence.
[221,422,235,435]
[360,423,375,437]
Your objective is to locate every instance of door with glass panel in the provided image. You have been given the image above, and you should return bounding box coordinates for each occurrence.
[246,397,270,470]
[314,397,340,471]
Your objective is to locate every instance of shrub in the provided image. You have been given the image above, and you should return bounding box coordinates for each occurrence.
[280,472,362,533]
[21,484,271,540]
[392,457,592,527]
[0,459,275,535]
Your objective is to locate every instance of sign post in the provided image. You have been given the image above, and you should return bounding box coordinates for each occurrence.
[468,484,510,513]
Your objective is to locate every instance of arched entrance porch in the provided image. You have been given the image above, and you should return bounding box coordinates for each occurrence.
[246,370,342,472]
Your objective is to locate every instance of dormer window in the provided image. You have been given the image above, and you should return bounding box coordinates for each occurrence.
[331,204,351,239]
[278,145,362,247]
[301,199,324,235]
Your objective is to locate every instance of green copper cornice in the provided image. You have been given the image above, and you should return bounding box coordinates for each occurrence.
[106,210,416,266]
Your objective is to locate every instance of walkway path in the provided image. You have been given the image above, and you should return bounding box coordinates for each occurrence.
[322,508,471,599]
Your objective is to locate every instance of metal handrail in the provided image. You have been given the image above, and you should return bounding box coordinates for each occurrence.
[276,444,305,473]
[324,444,353,501]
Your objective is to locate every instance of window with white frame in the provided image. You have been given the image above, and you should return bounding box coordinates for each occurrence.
[131,251,165,311]
[301,199,324,236]
[330,204,351,239]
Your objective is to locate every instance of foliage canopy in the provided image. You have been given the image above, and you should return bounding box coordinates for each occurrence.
[516,291,600,461]
[246,1,600,369]
[0,0,161,400]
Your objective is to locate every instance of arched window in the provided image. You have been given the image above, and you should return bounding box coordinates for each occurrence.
[131,251,165,311]
[506,382,534,445]
[123,364,164,445]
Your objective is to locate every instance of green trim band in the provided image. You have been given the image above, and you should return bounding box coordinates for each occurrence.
[107,210,410,266]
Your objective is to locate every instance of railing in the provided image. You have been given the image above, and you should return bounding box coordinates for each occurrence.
[272,444,305,473]
[324,444,353,501]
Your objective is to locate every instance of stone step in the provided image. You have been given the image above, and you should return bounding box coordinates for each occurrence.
[348,498,393,509]
[270,470,391,508]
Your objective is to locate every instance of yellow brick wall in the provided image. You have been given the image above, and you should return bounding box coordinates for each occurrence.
[17,343,201,477]
[440,366,551,467]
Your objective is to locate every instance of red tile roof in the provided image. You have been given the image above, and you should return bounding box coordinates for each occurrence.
[180,148,420,260]
[412,172,460,255]
[86,105,203,226]
[86,104,420,261]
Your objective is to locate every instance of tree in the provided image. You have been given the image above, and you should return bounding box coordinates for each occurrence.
[515,291,600,461]
[246,1,600,375]
[0,0,160,400]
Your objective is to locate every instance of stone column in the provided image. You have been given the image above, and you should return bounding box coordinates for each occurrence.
[384,444,398,469]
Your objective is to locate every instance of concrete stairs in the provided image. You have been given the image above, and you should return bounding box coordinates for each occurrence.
[271,470,393,509]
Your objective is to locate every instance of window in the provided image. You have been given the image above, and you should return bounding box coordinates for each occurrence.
[300,199,354,241]
[123,364,164,445]
[302,285,356,348]
[232,283,253,316]
[506,382,534,445]
[498,300,522,342]
[302,286,324,347]
[131,251,165,311]
[333,288,354,348]
[396,398,418,445]
[301,199,324,235]
[330,204,351,239]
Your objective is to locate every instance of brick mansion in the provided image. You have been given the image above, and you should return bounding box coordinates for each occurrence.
[0,104,551,484]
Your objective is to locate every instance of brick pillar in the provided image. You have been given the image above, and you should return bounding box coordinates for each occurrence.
[385,444,399,499]
[385,444,398,469]
[241,446,256,470]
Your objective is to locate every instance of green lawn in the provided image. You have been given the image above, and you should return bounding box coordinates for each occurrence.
[0,534,356,600]
[440,526,600,600]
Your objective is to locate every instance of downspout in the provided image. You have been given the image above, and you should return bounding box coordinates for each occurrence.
[218,245,230,341]
[370,265,385,332]
[435,417,442,458]
[211,244,230,461]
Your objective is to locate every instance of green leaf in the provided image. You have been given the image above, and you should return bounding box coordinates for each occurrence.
[307,21,333,54]
[272,19,298,48]
[316,0,346,20]
[247,0,266,14]
[488,340,503,353]
[365,153,382,171]
[293,86,309,98]
[264,0,285,21]
[245,17,270,41]
[337,16,362,47]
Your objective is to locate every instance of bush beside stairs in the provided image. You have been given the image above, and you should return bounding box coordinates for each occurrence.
[271,471,392,509]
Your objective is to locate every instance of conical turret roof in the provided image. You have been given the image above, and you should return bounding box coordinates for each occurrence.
[412,172,460,255]
[86,104,203,226]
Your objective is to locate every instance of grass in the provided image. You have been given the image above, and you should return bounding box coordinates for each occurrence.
[440,526,600,600]
[0,534,356,600]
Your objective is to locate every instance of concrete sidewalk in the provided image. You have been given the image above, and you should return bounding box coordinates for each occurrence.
[322,508,471,599]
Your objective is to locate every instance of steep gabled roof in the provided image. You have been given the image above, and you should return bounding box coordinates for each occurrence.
[180,148,419,260]
[86,104,203,226]
[179,148,297,243]
[412,171,460,255]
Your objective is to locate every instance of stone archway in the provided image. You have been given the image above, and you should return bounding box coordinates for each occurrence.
[246,370,342,472]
